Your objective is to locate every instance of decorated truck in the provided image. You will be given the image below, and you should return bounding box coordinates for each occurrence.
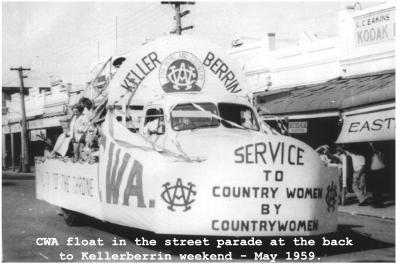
[36,36,339,236]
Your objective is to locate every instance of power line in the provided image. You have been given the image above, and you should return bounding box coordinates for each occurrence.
[41,71,89,75]
[41,4,165,59]
[84,2,157,32]
[7,5,172,83]
[2,70,33,86]
[41,7,170,60]
[2,77,21,86]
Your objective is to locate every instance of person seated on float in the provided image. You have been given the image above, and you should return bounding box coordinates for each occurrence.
[83,97,107,159]
[71,104,86,161]
[76,97,94,160]
[51,115,74,157]
[80,125,100,162]
[79,97,94,121]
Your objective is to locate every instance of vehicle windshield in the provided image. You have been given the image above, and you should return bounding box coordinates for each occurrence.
[218,103,260,131]
[171,103,220,131]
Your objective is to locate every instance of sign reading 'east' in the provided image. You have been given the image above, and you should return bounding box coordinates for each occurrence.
[336,107,395,143]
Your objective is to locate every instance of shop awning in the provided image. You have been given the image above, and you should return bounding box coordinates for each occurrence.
[336,103,395,143]
[262,111,340,120]
[256,70,395,116]
[2,115,67,134]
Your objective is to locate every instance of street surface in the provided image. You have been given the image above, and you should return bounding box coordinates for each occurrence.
[2,177,395,262]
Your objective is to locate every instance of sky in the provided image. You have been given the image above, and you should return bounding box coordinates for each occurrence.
[2,1,381,87]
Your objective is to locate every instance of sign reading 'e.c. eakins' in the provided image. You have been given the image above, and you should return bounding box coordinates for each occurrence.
[354,7,395,47]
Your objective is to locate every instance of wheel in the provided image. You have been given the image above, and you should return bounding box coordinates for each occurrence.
[61,208,81,226]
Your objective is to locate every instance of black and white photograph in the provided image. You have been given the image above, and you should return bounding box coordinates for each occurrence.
[1,1,395,262]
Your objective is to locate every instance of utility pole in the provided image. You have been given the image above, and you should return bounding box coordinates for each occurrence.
[10,67,30,172]
[161,1,195,35]
[174,3,182,35]
[10,126,15,171]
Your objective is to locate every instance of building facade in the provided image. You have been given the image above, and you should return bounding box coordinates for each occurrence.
[2,56,120,171]
[230,2,395,199]
[2,81,85,170]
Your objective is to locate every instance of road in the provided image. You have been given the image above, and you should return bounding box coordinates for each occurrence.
[2,177,395,262]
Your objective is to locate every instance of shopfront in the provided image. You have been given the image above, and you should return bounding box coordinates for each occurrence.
[336,103,395,195]
[263,112,341,149]
[2,115,66,170]
[256,70,394,145]
[255,70,395,202]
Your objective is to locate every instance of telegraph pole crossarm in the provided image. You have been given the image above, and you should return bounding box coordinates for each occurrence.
[161,1,195,35]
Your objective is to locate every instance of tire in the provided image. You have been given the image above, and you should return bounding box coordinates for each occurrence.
[61,208,81,226]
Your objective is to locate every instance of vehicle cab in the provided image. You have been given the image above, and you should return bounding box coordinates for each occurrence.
[141,93,261,134]
[137,93,271,156]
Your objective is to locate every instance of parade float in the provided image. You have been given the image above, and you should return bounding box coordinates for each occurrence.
[36,36,339,236]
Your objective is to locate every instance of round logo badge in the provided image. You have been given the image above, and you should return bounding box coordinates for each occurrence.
[159,51,205,93]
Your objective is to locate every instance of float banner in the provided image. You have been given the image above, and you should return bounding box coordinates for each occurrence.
[35,158,103,220]
[336,107,395,143]
[107,36,249,105]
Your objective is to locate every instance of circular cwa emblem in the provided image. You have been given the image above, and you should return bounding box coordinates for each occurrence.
[325,181,338,213]
[159,51,205,92]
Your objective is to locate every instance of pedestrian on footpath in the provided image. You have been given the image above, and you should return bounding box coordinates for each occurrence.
[369,142,385,208]
[346,149,368,206]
